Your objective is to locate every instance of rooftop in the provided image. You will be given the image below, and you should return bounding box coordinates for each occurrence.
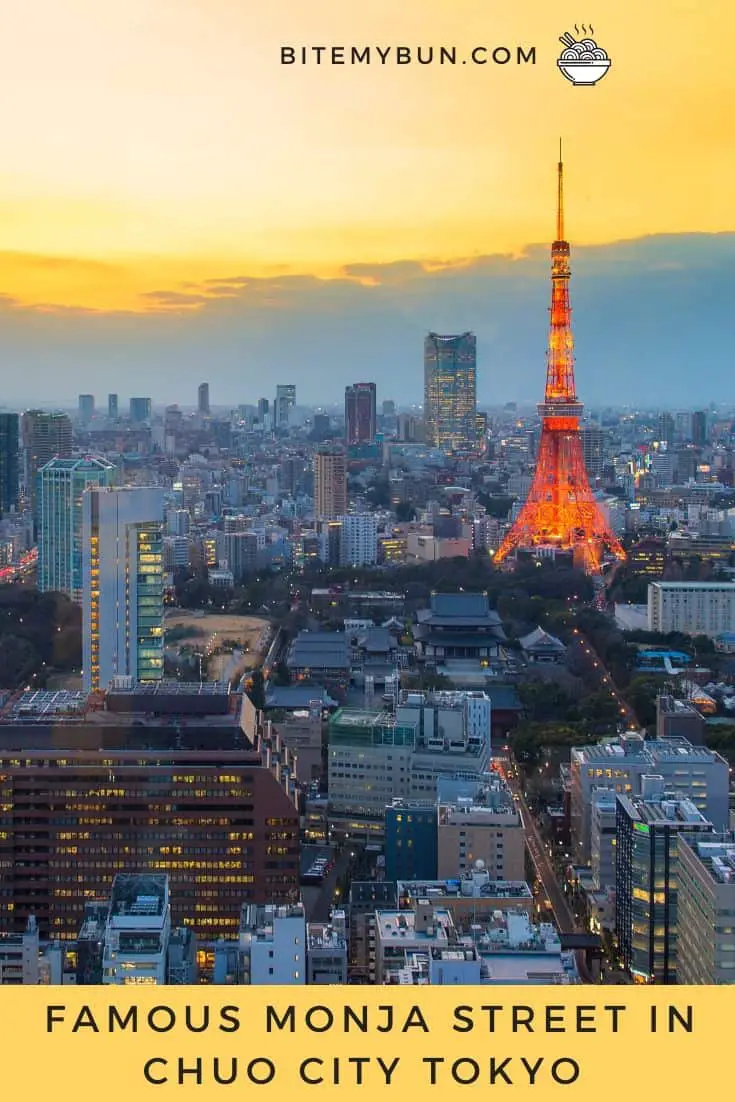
[618,794,712,827]
[650,581,735,590]
[398,874,532,901]
[377,908,454,943]
[572,733,725,766]
[287,631,351,671]
[109,874,168,920]
[681,834,735,884]
[307,923,347,951]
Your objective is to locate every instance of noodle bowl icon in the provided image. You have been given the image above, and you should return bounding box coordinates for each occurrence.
[557,31,611,85]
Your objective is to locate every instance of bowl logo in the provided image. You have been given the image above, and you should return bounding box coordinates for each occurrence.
[558,26,611,86]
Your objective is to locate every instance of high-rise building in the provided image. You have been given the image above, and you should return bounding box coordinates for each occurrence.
[38,456,117,600]
[692,410,707,447]
[274,385,296,429]
[424,332,477,450]
[657,412,675,445]
[615,788,713,983]
[345,382,377,444]
[82,485,165,691]
[581,427,606,478]
[198,382,210,416]
[677,834,735,984]
[129,397,152,423]
[0,689,300,941]
[647,581,735,637]
[78,394,95,423]
[314,446,347,519]
[107,393,119,420]
[338,514,378,566]
[436,773,524,881]
[0,413,19,518]
[256,398,271,430]
[20,410,73,521]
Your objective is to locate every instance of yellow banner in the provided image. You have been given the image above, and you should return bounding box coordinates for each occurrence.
[0,989,716,1099]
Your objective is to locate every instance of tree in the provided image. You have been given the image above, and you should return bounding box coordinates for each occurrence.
[272,661,291,686]
[395,501,417,522]
[247,668,266,710]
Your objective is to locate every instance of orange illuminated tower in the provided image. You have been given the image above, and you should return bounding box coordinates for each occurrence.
[495,144,625,573]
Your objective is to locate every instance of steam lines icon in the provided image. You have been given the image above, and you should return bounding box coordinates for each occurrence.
[557,26,611,85]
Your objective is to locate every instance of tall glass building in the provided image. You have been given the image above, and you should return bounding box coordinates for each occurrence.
[0,413,19,518]
[423,332,477,450]
[37,456,117,600]
[82,485,166,692]
[615,789,713,983]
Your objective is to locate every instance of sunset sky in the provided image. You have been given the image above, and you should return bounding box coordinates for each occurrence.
[0,0,733,405]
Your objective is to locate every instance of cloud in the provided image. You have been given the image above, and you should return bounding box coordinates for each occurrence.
[0,233,733,409]
[0,251,123,274]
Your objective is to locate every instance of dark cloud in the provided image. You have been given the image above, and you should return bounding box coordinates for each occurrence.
[1,233,734,409]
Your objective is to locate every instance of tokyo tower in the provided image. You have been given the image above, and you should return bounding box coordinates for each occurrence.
[495,144,625,574]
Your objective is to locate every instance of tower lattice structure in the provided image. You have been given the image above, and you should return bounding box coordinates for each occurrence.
[495,145,625,574]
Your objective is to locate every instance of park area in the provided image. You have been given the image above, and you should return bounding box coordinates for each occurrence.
[164,611,270,683]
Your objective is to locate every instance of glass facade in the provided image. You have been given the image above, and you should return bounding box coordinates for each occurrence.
[424,332,477,450]
[38,457,116,600]
[615,798,713,983]
[136,523,164,681]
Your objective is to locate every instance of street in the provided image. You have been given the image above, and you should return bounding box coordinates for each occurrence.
[506,774,577,934]
[569,628,638,727]
[504,764,595,983]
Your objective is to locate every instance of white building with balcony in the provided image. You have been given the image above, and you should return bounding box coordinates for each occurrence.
[102,874,171,985]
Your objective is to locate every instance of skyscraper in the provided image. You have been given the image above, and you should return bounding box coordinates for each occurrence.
[20,410,73,524]
[345,382,377,445]
[274,385,296,429]
[581,427,606,478]
[198,382,210,416]
[657,412,675,446]
[0,414,19,518]
[78,394,95,423]
[129,397,152,423]
[314,446,347,519]
[423,332,477,450]
[692,410,707,447]
[38,456,117,600]
[108,393,119,420]
[83,485,165,691]
[615,789,713,983]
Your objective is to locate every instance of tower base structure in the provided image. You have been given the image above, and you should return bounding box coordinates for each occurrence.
[495,403,625,574]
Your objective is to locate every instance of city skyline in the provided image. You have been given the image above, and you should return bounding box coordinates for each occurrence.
[0,1,731,406]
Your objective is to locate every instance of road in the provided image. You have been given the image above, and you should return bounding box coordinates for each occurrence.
[569,628,638,727]
[507,776,577,934]
[505,767,595,983]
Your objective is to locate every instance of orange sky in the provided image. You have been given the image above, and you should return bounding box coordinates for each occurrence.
[0,0,731,310]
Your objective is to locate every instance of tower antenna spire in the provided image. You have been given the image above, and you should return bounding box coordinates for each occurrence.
[557,138,564,241]
[494,144,625,574]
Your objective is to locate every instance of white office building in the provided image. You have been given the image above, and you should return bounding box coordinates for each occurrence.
[569,732,729,863]
[328,691,491,834]
[238,903,306,984]
[82,485,166,692]
[0,916,39,985]
[648,581,735,638]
